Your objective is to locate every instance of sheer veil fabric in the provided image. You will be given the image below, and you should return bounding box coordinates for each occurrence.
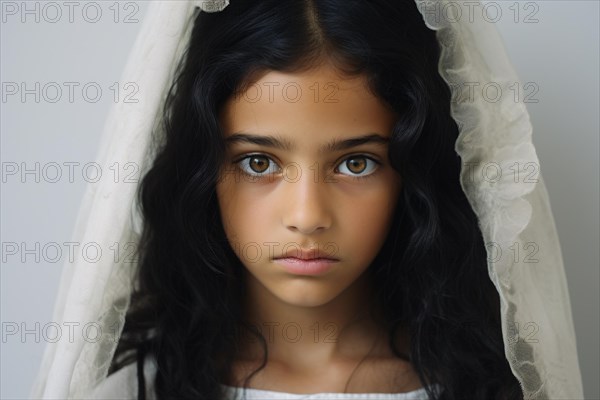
[29,1,584,398]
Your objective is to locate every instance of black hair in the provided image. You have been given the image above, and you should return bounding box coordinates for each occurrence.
[109,1,526,399]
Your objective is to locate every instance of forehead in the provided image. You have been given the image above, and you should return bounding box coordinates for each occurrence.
[219,64,397,143]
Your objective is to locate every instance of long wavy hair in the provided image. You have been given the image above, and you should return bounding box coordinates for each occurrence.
[108,1,526,399]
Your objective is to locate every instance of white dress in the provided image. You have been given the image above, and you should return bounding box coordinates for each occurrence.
[88,355,438,400]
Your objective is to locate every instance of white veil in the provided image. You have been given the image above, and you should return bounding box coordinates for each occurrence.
[29,1,584,398]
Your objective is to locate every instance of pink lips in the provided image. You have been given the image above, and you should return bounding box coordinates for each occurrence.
[274,257,338,276]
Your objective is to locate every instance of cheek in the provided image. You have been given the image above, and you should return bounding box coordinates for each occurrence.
[216,181,239,241]
[341,185,398,255]
[216,182,271,245]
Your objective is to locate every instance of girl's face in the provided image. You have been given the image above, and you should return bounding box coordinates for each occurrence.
[216,63,402,308]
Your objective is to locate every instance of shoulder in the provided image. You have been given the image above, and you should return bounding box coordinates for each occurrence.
[87,354,157,400]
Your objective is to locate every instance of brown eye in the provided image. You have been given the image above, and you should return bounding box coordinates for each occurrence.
[237,154,280,177]
[346,158,367,174]
[337,155,379,178]
[249,155,270,173]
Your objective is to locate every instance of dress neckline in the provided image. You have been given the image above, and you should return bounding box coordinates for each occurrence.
[219,383,433,398]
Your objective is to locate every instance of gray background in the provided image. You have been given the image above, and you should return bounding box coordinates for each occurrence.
[1,1,598,398]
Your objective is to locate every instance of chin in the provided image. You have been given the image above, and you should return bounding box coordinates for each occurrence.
[282,295,330,308]
[271,284,342,308]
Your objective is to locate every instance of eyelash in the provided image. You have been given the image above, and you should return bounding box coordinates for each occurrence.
[232,153,381,181]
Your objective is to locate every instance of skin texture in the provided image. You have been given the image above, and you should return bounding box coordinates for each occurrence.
[216,62,421,393]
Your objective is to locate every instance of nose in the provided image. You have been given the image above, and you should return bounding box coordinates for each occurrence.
[281,165,332,235]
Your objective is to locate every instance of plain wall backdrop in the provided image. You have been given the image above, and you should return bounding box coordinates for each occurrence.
[1,1,598,398]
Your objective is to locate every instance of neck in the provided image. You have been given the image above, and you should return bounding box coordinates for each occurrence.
[235,268,391,370]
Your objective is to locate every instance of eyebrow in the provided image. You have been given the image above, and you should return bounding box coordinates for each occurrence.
[224,132,390,155]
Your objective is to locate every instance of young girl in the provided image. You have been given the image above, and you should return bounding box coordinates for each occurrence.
[30,1,584,399]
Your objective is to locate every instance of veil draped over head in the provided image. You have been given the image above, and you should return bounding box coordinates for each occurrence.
[29,0,584,399]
